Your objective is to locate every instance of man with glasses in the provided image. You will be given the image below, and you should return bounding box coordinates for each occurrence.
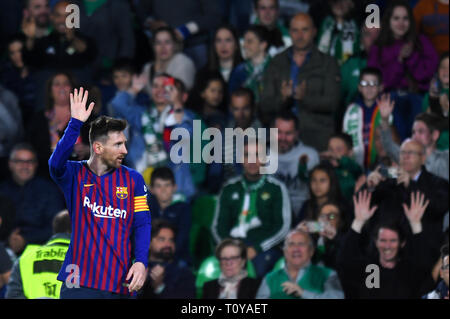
[256,229,344,299]
[378,103,449,181]
[366,139,448,272]
[0,143,65,255]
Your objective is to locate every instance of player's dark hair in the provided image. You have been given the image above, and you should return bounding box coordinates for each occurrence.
[151,218,177,239]
[330,132,354,149]
[150,167,175,186]
[89,116,127,145]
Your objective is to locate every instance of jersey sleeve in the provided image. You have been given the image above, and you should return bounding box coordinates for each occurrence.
[48,117,83,184]
[132,172,151,267]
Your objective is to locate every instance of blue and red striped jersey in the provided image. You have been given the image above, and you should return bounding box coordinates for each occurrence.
[49,118,151,295]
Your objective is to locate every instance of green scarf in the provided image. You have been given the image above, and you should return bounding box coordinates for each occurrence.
[244,54,271,103]
[317,16,359,65]
[230,176,267,238]
[140,104,171,168]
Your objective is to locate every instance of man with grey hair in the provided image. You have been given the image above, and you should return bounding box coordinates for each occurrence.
[256,229,344,298]
[365,138,449,271]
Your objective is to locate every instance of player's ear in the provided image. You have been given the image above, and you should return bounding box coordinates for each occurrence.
[92,141,103,155]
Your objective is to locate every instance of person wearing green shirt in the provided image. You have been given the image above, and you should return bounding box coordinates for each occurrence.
[256,229,344,299]
[211,139,291,278]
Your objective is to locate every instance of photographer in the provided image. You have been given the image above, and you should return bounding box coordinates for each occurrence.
[297,201,346,271]
[365,139,448,271]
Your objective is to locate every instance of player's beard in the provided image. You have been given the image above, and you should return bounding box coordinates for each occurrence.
[103,155,125,169]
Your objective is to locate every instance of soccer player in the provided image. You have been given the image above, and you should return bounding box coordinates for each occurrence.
[48,87,151,298]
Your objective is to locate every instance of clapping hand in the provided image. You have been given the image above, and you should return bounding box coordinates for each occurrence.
[402,191,429,234]
[70,87,95,123]
[281,281,303,297]
[398,42,413,62]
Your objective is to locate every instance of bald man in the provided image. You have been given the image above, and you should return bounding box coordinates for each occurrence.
[363,138,448,271]
[260,13,341,151]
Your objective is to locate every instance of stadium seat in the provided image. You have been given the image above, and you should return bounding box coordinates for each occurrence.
[189,195,217,270]
[272,257,285,271]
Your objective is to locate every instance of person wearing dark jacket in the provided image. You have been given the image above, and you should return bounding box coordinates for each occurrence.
[260,13,341,151]
[139,219,195,299]
[0,143,65,255]
[337,190,435,299]
[22,1,97,79]
[71,0,135,80]
[135,0,222,69]
[203,238,260,299]
[366,139,449,269]
[148,167,192,265]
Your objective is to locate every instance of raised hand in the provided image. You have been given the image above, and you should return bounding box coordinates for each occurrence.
[377,93,395,122]
[70,87,95,123]
[129,73,148,95]
[352,190,378,233]
[402,191,429,234]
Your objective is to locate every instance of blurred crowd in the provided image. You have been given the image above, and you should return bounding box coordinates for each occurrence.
[0,0,448,299]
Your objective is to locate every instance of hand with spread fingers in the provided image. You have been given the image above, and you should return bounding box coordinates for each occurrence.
[70,87,95,123]
[402,191,429,234]
[352,190,378,233]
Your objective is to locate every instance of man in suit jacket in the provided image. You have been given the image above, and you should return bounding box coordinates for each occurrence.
[367,138,449,269]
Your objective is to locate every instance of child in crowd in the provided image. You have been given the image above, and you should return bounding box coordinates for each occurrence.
[296,163,349,228]
[320,133,363,202]
[148,167,192,266]
[105,58,149,115]
[188,72,228,131]
[342,67,396,170]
